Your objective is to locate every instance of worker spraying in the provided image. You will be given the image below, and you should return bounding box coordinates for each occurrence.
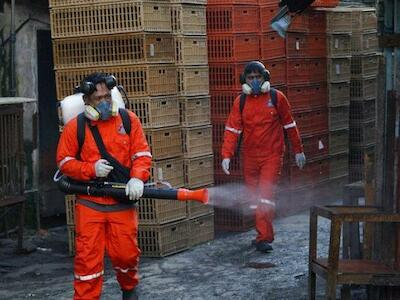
[221,61,306,253]
[55,72,207,300]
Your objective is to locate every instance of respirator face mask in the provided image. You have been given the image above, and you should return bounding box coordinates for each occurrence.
[95,99,112,120]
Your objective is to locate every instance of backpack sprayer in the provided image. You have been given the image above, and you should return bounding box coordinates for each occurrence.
[57,175,209,204]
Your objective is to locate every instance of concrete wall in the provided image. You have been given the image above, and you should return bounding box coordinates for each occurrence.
[1,1,65,218]
[0,0,50,98]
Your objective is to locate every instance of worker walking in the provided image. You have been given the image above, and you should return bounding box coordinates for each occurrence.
[56,73,152,299]
[221,61,306,253]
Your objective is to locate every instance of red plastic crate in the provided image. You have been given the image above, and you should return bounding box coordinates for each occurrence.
[293,108,329,136]
[287,83,327,111]
[210,90,241,119]
[207,0,255,4]
[291,131,329,162]
[209,62,246,91]
[212,119,226,147]
[259,5,281,33]
[288,10,309,33]
[287,58,327,85]
[308,10,327,33]
[289,156,330,188]
[286,33,327,58]
[260,32,286,60]
[207,5,260,34]
[274,85,287,96]
[311,0,339,8]
[207,34,260,62]
[265,58,287,86]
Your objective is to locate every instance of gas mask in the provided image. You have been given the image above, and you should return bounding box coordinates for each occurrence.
[84,99,118,121]
[242,79,270,95]
[95,100,112,120]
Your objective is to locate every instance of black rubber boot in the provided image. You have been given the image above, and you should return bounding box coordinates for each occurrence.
[255,241,273,253]
[122,288,138,300]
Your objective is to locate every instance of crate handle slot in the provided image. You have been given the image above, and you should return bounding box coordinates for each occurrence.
[197,131,203,135]
[196,101,201,105]
[156,38,161,42]
[193,41,197,44]
[164,132,170,137]
[161,101,167,105]
[195,71,199,75]
[166,164,172,168]
[199,162,204,166]
[153,6,159,10]
[171,227,177,232]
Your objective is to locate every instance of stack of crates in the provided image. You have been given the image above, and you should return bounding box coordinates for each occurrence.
[207,0,265,231]
[349,7,379,182]
[173,0,215,249]
[280,8,330,198]
[323,8,352,183]
[50,0,213,257]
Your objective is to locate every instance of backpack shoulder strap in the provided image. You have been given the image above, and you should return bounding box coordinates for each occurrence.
[270,88,278,108]
[239,93,247,114]
[76,113,86,159]
[119,108,131,135]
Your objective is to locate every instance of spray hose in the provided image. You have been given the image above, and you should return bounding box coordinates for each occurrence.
[57,176,209,204]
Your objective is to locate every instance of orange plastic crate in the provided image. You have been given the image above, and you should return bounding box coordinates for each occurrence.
[294,108,329,135]
[259,5,281,33]
[287,83,327,112]
[287,58,327,85]
[207,5,260,34]
[260,32,286,60]
[207,33,260,62]
[286,33,327,58]
[289,156,330,188]
[265,58,287,86]
[212,119,226,147]
[210,90,241,119]
[291,131,329,162]
[209,62,246,91]
[311,0,339,8]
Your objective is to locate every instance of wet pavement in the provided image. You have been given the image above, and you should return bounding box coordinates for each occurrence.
[0,209,368,300]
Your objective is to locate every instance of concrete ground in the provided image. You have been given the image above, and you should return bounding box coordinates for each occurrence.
[0,208,368,300]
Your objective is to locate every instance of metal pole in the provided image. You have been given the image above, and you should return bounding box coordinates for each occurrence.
[9,0,16,97]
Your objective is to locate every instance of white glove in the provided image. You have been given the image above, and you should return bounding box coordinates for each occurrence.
[221,158,231,175]
[295,152,306,170]
[125,178,144,201]
[94,159,114,178]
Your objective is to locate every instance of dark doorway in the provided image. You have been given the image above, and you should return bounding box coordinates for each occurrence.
[37,29,63,217]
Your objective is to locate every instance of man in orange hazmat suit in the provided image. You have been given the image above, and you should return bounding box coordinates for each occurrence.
[56,73,151,299]
[221,61,306,253]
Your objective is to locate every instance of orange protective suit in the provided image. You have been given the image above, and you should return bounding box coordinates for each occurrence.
[57,110,151,299]
[222,90,303,242]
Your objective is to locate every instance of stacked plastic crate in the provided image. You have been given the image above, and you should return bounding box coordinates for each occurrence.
[280,8,330,199]
[349,7,379,182]
[207,0,264,231]
[324,8,352,184]
[50,0,210,256]
[172,0,215,249]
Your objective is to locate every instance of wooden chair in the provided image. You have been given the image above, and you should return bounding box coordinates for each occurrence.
[308,205,400,300]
